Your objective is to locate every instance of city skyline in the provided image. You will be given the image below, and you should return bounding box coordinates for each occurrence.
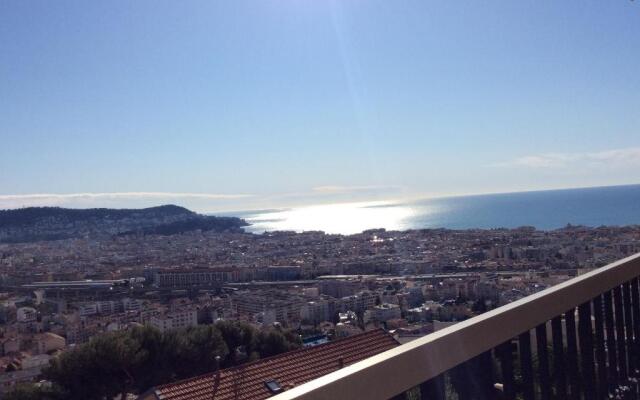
[2,1,640,212]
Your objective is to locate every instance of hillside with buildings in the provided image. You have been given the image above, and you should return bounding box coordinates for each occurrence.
[0,205,247,243]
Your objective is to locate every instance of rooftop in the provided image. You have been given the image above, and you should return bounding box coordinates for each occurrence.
[140,329,399,400]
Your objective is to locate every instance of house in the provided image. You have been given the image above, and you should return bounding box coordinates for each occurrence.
[138,329,399,400]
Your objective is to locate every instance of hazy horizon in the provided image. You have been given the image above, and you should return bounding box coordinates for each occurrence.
[1,182,640,215]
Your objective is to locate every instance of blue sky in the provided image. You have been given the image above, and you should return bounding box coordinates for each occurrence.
[1,1,640,212]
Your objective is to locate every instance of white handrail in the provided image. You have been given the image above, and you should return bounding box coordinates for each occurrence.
[272,252,640,400]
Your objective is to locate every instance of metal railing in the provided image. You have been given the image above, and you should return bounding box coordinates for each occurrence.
[272,252,640,400]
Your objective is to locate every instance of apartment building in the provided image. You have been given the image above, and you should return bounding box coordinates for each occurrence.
[149,309,198,332]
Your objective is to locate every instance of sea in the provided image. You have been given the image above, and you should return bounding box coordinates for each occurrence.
[233,184,640,235]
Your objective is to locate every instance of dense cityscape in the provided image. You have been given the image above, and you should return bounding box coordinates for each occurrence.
[3,1,640,398]
[1,208,639,398]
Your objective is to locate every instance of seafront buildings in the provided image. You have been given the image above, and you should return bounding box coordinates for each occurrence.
[0,225,639,396]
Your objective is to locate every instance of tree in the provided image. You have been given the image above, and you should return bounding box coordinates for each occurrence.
[3,384,63,400]
[215,320,256,366]
[255,327,301,358]
[170,325,229,378]
[45,331,139,400]
[43,322,299,399]
[127,325,175,393]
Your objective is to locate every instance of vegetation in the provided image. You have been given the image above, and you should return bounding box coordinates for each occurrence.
[3,385,63,400]
[120,215,247,236]
[0,205,247,243]
[6,322,301,400]
[0,205,193,227]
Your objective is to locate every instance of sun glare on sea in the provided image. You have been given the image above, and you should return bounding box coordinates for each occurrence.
[246,201,416,235]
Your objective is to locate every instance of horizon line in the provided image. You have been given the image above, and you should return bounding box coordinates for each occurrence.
[1,182,639,214]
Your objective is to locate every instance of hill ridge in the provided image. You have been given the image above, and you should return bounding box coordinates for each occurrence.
[0,205,246,243]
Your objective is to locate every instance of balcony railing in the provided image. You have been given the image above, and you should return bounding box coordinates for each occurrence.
[272,253,640,400]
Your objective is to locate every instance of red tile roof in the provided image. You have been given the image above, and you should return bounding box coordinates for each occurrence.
[142,329,398,400]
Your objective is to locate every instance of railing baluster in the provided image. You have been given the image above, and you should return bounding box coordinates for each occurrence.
[624,282,636,373]
[593,295,608,399]
[519,331,535,400]
[449,351,494,400]
[605,290,619,392]
[536,323,552,400]
[624,281,639,400]
[478,350,495,400]
[631,278,640,396]
[419,374,446,400]
[551,316,567,399]
[566,308,581,400]
[614,286,629,381]
[579,302,597,400]
[498,341,516,400]
[632,278,640,372]
[449,361,472,400]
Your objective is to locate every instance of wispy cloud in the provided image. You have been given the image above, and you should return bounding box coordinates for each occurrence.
[496,147,640,169]
[0,192,252,201]
[0,192,253,210]
[311,185,401,194]
[0,188,406,213]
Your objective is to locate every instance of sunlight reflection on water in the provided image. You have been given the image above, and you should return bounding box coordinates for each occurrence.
[244,201,426,235]
[237,185,640,234]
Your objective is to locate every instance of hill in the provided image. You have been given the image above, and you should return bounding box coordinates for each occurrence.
[0,205,247,243]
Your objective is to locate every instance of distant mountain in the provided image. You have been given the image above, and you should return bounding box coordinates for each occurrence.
[0,205,247,243]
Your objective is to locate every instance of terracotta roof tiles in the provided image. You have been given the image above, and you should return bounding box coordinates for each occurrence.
[144,329,398,400]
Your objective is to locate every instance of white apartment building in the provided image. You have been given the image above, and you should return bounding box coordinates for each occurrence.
[149,309,198,332]
[338,290,378,313]
[365,303,401,324]
[122,297,142,312]
[300,300,330,325]
[97,301,119,314]
[16,307,37,323]
[78,303,98,317]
